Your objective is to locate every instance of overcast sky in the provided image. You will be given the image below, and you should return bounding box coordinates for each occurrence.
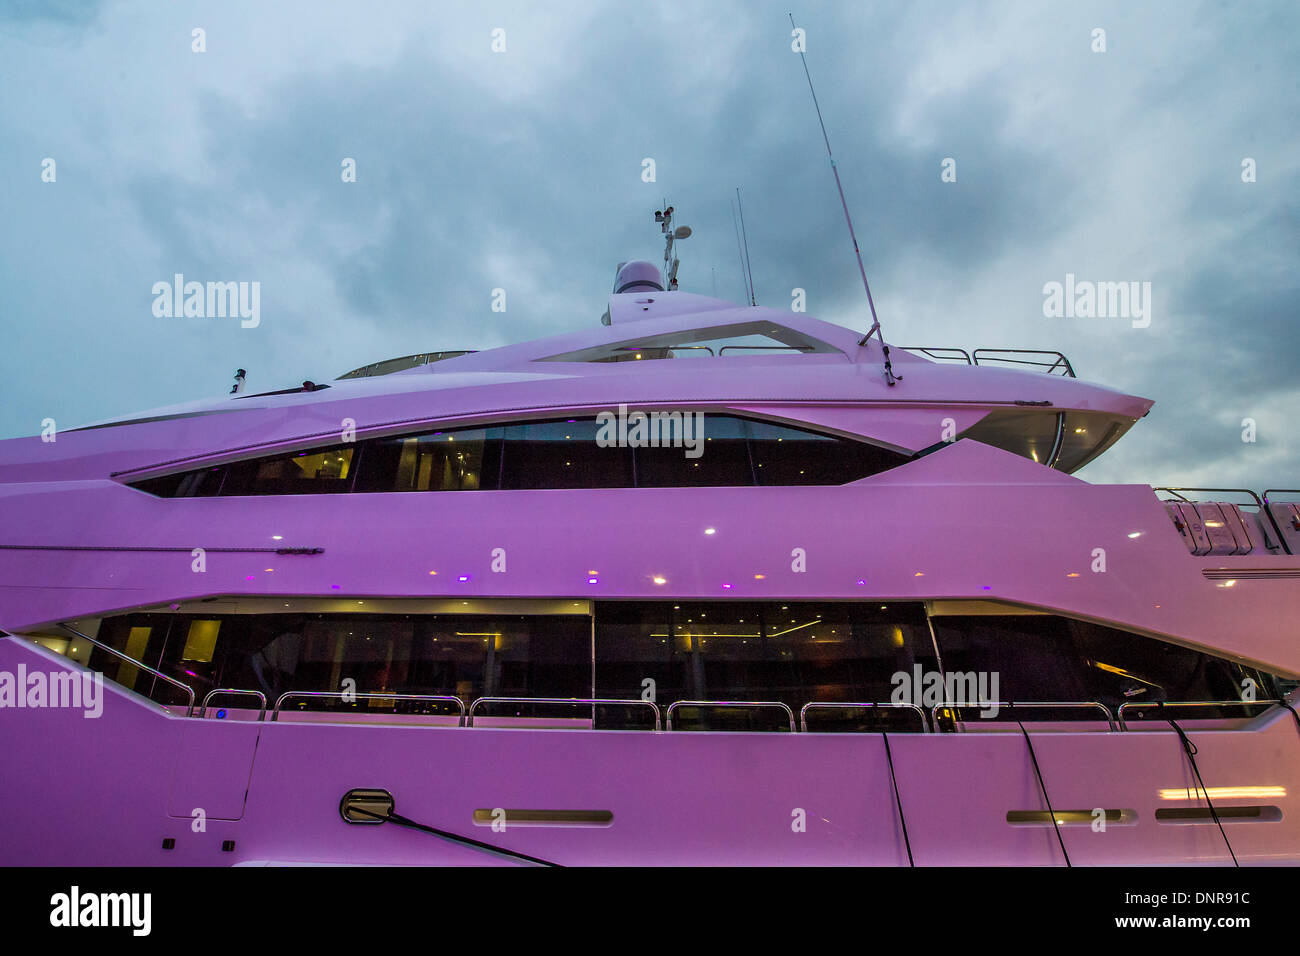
[2,0,1296,489]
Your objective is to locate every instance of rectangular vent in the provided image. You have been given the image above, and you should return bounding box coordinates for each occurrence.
[1006,809,1134,827]
[472,809,613,828]
[1203,568,1300,581]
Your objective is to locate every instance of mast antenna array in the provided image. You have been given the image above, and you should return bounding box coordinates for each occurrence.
[788,12,898,386]
[655,204,692,291]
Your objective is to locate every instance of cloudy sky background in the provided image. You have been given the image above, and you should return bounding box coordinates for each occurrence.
[1,0,1296,489]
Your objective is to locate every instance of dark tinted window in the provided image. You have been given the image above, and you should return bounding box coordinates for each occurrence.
[634,414,752,487]
[130,466,225,498]
[354,427,502,492]
[593,601,936,729]
[1067,619,1276,711]
[929,614,1092,704]
[128,415,909,496]
[499,419,634,489]
[749,419,908,485]
[929,614,1280,715]
[220,445,356,496]
[100,611,590,707]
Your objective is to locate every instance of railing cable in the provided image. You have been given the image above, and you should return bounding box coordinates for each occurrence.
[1017,721,1071,866]
[1166,717,1238,867]
[880,731,914,866]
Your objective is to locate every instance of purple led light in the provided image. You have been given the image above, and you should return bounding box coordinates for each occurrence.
[330,584,340,590]
[458,575,469,582]
[855,579,866,586]
[721,583,733,589]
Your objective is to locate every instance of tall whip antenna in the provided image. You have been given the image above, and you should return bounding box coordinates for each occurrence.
[735,187,758,306]
[731,197,753,305]
[789,12,898,385]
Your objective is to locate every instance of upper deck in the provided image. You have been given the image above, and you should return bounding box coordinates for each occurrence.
[0,292,1152,486]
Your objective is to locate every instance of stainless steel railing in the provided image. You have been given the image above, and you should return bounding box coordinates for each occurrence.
[1116,698,1280,730]
[666,699,796,732]
[932,700,1117,731]
[271,690,466,723]
[972,349,1075,378]
[798,701,929,733]
[58,623,196,716]
[899,347,1076,378]
[466,696,662,731]
[199,688,268,721]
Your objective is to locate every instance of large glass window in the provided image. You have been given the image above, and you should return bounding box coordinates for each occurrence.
[130,414,908,496]
[536,321,843,363]
[956,410,1060,467]
[748,419,908,485]
[634,414,752,487]
[928,613,1280,715]
[498,419,634,489]
[354,428,502,492]
[220,445,356,496]
[83,605,1286,728]
[593,601,936,729]
[95,611,590,710]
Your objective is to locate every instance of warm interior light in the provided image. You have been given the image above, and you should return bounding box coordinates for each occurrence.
[1159,786,1285,800]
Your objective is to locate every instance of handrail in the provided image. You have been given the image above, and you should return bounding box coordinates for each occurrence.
[972,349,1076,378]
[272,691,466,723]
[466,696,661,730]
[1155,486,1266,509]
[1116,698,1280,731]
[899,347,1076,377]
[666,700,796,732]
[899,346,972,364]
[717,345,816,355]
[798,701,929,733]
[199,688,268,721]
[58,623,196,717]
[932,700,1116,731]
[1263,489,1300,503]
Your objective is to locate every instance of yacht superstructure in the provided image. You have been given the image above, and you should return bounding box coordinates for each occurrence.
[1,223,1298,866]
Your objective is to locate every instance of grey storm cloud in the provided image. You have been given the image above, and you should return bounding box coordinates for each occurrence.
[0,0,1296,491]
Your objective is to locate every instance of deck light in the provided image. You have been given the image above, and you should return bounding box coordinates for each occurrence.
[1159,786,1284,800]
